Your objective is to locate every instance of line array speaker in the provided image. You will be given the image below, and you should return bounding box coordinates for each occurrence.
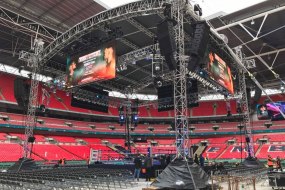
[157,19,177,70]
[14,78,30,108]
[187,21,210,71]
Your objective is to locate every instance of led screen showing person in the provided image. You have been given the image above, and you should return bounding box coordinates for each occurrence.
[256,104,269,120]
[66,42,116,88]
[207,52,234,94]
[257,102,285,120]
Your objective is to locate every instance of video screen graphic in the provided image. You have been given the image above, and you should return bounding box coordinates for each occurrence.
[257,102,285,120]
[207,52,234,94]
[66,42,116,88]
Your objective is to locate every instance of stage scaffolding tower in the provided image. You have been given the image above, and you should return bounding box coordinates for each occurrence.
[171,0,190,160]
[235,46,255,158]
[19,39,44,158]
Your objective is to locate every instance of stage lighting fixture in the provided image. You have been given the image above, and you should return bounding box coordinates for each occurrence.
[0,115,9,121]
[194,4,202,16]
[163,3,171,18]
[264,122,272,128]
[154,63,161,71]
[237,124,244,130]
[212,125,220,131]
[28,136,36,143]
[18,66,24,73]
[119,115,125,126]
[251,19,255,25]
[39,104,46,112]
[154,77,163,88]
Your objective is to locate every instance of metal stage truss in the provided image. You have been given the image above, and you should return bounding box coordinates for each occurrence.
[19,38,44,158]
[171,0,189,159]
[16,0,284,165]
[234,47,254,158]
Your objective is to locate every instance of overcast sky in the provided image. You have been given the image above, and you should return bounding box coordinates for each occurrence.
[97,0,266,17]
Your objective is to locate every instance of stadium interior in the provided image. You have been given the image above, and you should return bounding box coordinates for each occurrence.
[0,0,285,189]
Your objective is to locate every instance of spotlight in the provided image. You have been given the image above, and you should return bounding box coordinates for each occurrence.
[154,77,163,88]
[132,114,138,122]
[251,19,255,25]
[119,114,125,126]
[155,63,161,71]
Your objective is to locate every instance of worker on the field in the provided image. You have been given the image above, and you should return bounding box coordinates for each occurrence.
[267,155,274,170]
[276,156,283,172]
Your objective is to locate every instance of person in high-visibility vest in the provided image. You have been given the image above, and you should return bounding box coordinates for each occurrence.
[267,155,274,169]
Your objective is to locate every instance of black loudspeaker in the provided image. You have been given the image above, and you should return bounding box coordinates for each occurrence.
[157,19,177,70]
[245,136,250,143]
[187,21,210,71]
[71,89,109,113]
[14,78,30,108]
[28,136,35,143]
[157,84,174,112]
[251,86,262,111]
[189,21,210,56]
[187,79,199,108]
[246,88,251,107]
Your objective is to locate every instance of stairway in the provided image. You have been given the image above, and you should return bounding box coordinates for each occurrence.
[194,146,207,156]
[57,145,84,160]
[106,143,128,156]
[255,144,263,157]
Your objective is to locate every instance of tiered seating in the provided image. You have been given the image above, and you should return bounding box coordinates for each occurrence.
[257,144,285,159]
[59,145,90,159]
[0,74,16,102]
[104,138,125,145]
[156,139,175,145]
[33,135,46,142]
[203,145,227,159]
[138,106,149,117]
[32,144,77,161]
[0,143,23,161]
[49,136,76,143]
[1,73,285,119]
[48,93,67,110]
[108,107,119,116]
[82,138,102,144]
[0,133,7,141]
[219,145,259,159]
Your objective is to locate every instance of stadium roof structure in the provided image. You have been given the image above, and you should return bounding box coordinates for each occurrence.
[0,0,284,100]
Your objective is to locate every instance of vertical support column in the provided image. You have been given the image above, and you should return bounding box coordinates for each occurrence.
[172,0,189,159]
[22,39,44,158]
[126,103,131,155]
[235,47,254,158]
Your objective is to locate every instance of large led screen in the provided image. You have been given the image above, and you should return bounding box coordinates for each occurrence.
[207,52,234,94]
[257,102,285,120]
[66,42,116,88]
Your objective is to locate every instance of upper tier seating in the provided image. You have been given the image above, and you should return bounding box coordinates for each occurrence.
[1,73,275,118]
